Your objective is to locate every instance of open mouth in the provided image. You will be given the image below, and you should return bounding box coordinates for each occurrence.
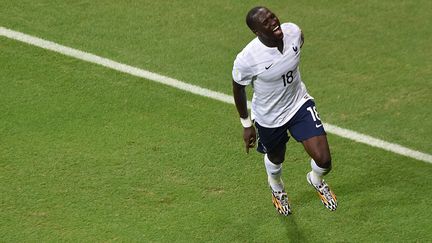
[272,25,283,38]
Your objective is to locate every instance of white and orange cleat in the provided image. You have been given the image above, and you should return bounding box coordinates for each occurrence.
[306,172,338,211]
[270,189,292,216]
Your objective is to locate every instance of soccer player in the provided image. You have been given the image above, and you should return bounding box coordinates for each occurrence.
[232,6,337,215]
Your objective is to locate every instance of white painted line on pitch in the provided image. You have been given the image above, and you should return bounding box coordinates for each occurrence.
[1,26,431,164]
[324,124,432,163]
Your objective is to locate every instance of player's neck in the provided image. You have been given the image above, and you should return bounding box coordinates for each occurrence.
[259,37,284,53]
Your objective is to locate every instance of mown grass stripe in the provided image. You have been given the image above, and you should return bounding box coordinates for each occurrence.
[1,26,431,164]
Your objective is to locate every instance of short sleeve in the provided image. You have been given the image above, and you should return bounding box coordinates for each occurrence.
[282,23,302,46]
[284,23,301,34]
[232,55,253,86]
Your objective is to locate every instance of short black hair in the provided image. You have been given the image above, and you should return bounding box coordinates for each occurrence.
[246,6,265,31]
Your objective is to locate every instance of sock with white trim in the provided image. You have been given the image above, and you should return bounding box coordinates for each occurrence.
[309,159,331,185]
[264,154,284,192]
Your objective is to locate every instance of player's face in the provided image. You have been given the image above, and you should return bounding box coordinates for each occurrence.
[253,8,283,40]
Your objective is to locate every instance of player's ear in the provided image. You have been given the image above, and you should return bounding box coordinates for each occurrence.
[250,22,260,35]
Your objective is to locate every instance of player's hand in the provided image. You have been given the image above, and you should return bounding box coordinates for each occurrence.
[243,126,257,154]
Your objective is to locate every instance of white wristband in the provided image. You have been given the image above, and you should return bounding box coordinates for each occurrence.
[240,116,253,128]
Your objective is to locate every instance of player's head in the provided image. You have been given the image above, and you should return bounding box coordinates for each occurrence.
[246,6,283,41]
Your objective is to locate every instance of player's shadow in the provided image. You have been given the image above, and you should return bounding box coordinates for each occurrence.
[279,215,307,242]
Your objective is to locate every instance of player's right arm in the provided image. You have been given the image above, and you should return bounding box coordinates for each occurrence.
[232,80,256,153]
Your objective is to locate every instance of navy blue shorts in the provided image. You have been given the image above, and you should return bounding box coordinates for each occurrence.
[255,99,326,154]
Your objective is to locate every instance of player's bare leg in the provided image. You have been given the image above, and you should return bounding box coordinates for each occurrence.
[302,135,338,211]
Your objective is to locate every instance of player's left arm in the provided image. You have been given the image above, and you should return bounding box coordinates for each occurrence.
[300,30,304,48]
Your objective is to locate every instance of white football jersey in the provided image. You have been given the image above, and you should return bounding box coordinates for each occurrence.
[232,23,312,128]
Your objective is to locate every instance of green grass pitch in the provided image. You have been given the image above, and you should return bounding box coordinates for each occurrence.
[1,0,431,241]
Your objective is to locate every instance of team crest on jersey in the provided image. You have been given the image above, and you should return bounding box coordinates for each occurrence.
[292,45,298,53]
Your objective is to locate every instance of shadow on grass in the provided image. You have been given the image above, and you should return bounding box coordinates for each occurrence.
[279,215,307,242]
